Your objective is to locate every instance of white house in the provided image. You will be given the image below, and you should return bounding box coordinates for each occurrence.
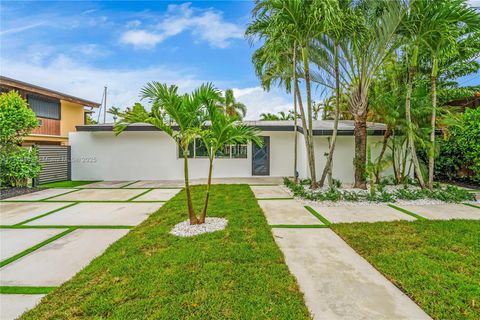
[70,120,390,183]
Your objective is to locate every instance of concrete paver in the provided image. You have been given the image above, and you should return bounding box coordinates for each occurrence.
[397,203,480,220]
[258,200,322,225]
[6,188,75,201]
[0,229,129,286]
[128,177,284,188]
[272,228,431,320]
[250,186,291,199]
[51,188,147,201]
[27,202,161,226]
[78,181,135,188]
[312,205,416,223]
[0,228,68,261]
[132,189,181,201]
[0,202,74,225]
[0,294,45,320]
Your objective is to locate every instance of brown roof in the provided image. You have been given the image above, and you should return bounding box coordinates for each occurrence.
[0,76,100,107]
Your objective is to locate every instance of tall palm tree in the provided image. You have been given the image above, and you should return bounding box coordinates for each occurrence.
[421,0,480,189]
[221,89,247,119]
[114,83,216,225]
[247,0,339,189]
[200,103,262,223]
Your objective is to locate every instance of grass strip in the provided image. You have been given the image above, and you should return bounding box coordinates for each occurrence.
[388,204,427,220]
[39,181,100,188]
[270,224,328,229]
[41,189,81,201]
[463,203,480,209]
[127,189,154,202]
[13,202,80,226]
[256,197,294,200]
[304,206,331,226]
[0,286,56,294]
[0,228,76,268]
[121,181,140,188]
[0,225,133,229]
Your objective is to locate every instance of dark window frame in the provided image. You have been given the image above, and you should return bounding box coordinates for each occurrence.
[27,94,61,120]
[178,138,248,159]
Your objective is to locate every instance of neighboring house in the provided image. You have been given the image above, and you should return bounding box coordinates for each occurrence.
[0,76,100,145]
[71,120,391,183]
[448,92,480,111]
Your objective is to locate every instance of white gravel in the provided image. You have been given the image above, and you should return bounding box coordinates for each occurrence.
[280,184,461,207]
[170,217,228,237]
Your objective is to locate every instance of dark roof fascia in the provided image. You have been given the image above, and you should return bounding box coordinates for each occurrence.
[76,124,386,136]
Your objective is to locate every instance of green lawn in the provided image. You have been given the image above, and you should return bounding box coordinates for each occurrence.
[332,220,480,320]
[21,185,310,319]
[39,180,100,188]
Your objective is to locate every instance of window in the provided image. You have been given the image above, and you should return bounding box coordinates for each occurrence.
[27,94,61,119]
[178,139,247,159]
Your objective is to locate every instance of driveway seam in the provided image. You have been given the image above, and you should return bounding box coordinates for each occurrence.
[463,203,480,209]
[304,206,332,226]
[388,204,428,220]
[0,286,56,294]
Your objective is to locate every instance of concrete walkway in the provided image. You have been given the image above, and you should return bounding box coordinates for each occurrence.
[0,187,163,319]
[273,228,431,319]
[395,203,480,220]
[311,205,416,223]
[258,200,323,226]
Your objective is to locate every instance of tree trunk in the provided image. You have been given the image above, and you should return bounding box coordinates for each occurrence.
[405,46,426,188]
[428,57,438,190]
[200,156,214,224]
[301,46,318,189]
[319,44,340,187]
[353,114,367,189]
[292,42,298,183]
[294,77,311,185]
[375,127,393,183]
[184,151,198,224]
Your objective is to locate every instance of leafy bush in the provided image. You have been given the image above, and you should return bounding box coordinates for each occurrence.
[0,91,39,188]
[435,108,480,184]
[0,147,41,187]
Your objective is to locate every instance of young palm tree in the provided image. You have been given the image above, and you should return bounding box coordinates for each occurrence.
[107,106,121,123]
[114,83,216,225]
[221,89,247,119]
[199,105,262,223]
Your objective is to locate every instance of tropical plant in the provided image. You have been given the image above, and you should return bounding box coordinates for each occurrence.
[200,103,262,222]
[108,106,121,123]
[247,0,340,189]
[259,110,294,120]
[220,89,247,119]
[114,83,214,225]
[0,91,40,188]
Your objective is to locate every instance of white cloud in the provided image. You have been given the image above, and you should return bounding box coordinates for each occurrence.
[120,30,165,49]
[0,22,46,35]
[233,87,293,120]
[1,55,205,122]
[120,3,243,49]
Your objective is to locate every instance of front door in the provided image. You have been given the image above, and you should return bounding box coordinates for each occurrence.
[252,136,270,176]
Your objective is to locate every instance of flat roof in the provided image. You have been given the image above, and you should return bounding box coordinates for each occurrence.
[0,76,100,107]
[76,120,387,136]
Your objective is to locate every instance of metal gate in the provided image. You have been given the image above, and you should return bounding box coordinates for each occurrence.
[34,145,71,184]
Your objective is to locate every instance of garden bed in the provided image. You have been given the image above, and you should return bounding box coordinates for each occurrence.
[0,187,45,200]
[21,185,310,319]
[332,220,480,320]
[283,178,476,207]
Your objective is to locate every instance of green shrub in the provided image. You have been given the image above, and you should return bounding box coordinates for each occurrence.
[0,147,41,187]
[0,91,39,187]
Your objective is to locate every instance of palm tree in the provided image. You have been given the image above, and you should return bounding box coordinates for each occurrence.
[314,0,404,188]
[247,0,340,189]
[259,111,293,120]
[114,83,215,225]
[221,89,247,119]
[107,106,121,123]
[422,0,480,189]
[200,103,262,223]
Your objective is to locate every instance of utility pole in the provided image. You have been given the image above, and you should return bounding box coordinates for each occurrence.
[103,86,107,124]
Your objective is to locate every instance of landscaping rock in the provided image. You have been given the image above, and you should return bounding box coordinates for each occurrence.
[170,217,228,237]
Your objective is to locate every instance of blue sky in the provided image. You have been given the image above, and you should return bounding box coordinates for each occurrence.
[1,1,479,121]
[0,1,293,120]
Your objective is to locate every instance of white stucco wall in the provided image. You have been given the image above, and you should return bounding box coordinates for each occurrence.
[70,130,391,183]
[70,131,295,180]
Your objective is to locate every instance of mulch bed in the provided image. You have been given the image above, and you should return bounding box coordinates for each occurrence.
[0,187,46,200]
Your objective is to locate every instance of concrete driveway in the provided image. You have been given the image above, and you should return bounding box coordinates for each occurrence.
[0,186,173,319]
